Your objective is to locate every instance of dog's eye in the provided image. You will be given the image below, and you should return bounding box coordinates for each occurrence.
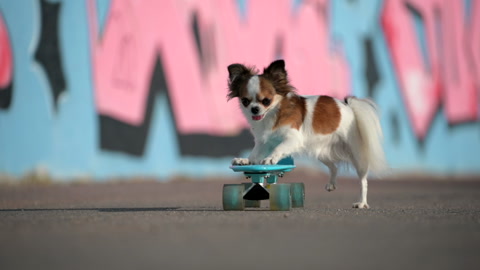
[241,98,250,107]
[262,98,271,106]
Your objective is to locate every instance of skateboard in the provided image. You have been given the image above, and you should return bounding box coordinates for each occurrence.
[223,157,305,211]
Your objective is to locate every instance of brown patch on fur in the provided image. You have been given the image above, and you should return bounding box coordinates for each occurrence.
[312,96,341,134]
[257,78,275,106]
[273,95,306,130]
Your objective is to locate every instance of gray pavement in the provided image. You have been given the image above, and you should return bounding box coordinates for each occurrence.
[1,170,480,270]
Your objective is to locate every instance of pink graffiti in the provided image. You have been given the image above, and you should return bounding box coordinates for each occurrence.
[382,0,480,139]
[87,0,350,135]
[0,14,12,89]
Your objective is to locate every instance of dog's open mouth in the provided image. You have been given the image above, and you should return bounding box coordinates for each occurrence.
[252,114,264,121]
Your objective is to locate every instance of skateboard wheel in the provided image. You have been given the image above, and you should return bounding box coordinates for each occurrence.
[290,183,305,208]
[242,183,261,208]
[269,184,292,211]
[223,184,245,211]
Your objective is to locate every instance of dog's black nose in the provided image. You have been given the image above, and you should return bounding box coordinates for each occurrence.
[251,106,259,115]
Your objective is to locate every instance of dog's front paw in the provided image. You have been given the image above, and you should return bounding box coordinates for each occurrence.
[232,158,250,165]
[325,183,336,192]
[260,157,279,165]
[352,202,370,209]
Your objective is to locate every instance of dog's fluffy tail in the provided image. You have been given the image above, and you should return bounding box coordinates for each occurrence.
[346,97,387,174]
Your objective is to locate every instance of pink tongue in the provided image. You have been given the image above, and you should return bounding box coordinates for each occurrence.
[252,115,263,121]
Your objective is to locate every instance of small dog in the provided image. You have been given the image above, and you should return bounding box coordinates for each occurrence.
[227,59,387,209]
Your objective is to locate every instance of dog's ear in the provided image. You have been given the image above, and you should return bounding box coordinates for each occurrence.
[228,64,249,83]
[263,59,293,96]
[264,59,286,78]
[227,64,256,100]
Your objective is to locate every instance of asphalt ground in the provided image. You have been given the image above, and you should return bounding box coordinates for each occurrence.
[1,170,480,270]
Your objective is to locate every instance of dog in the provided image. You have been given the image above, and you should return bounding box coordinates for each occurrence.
[227,59,387,209]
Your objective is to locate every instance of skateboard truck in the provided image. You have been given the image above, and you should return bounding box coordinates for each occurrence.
[242,170,285,200]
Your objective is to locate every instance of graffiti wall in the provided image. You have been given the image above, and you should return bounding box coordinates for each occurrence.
[0,0,479,180]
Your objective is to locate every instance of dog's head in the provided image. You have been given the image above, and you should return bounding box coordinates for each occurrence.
[227,60,295,121]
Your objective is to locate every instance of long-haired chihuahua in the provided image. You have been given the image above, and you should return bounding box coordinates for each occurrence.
[227,60,387,209]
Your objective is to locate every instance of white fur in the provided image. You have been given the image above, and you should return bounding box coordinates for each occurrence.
[233,89,387,209]
[247,76,260,96]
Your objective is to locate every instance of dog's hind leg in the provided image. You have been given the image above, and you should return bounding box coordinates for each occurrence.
[352,162,369,209]
[322,161,338,192]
